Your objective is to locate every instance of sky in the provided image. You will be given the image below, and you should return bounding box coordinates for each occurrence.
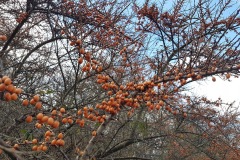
[190,77,240,107]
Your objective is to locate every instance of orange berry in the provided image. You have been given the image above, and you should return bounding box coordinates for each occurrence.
[56,139,65,146]
[15,88,22,94]
[45,130,52,137]
[52,120,60,128]
[187,73,192,78]
[226,73,230,79]
[42,145,48,151]
[92,116,97,121]
[32,139,38,144]
[79,119,85,127]
[0,35,7,41]
[22,99,29,106]
[183,112,187,118]
[32,145,38,151]
[77,109,82,115]
[47,117,54,126]
[1,76,9,82]
[35,123,42,129]
[45,136,51,141]
[99,118,104,123]
[33,95,40,102]
[212,76,216,82]
[6,84,14,92]
[0,83,6,91]
[70,41,75,46]
[67,118,73,124]
[163,95,168,99]
[83,107,88,112]
[30,99,36,105]
[23,140,29,144]
[178,72,183,77]
[13,144,19,150]
[174,87,178,92]
[60,107,65,113]
[78,57,83,64]
[36,113,43,120]
[180,79,186,85]
[37,145,43,151]
[35,102,42,109]
[174,75,180,81]
[79,48,85,54]
[196,74,202,80]
[92,64,96,70]
[57,133,64,139]
[26,115,33,123]
[11,93,18,101]
[156,104,161,110]
[41,115,49,122]
[87,114,93,119]
[102,115,106,119]
[51,139,57,145]
[62,117,68,124]
[4,78,12,85]
[76,39,82,45]
[97,66,103,72]
[92,130,97,136]
[4,92,11,101]
[51,109,57,115]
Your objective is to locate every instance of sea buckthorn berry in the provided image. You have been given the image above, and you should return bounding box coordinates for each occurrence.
[33,95,40,102]
[26,115,33,123]
[60,107,65,113]
[58,133,64,139]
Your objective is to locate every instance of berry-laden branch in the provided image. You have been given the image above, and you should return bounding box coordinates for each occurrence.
[0,138,24,160]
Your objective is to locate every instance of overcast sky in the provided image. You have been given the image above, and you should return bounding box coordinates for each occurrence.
[190,77,240,107]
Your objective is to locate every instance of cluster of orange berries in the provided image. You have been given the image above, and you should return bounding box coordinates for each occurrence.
[34,110,62,128]
[68,38,103,73]
[96,72,190,118]
[0,76,22,101]
[26,111,68,151]
[97,74,111,86]
[22,94,42,109]
[30,132,65,152]
[27,105,107,151]
[78,50,102,73]
[32,144,48,152]
[77,107,106,124]
[30,105,104,137]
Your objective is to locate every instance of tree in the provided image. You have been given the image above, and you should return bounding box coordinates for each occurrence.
[0,0,239,159]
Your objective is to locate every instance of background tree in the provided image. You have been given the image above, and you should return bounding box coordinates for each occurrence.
[0,0,239,160]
